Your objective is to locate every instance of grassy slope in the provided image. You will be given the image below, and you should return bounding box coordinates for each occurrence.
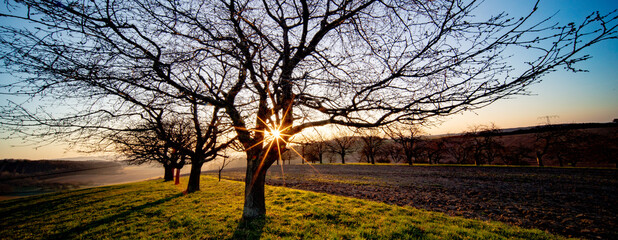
[1,176,568,239]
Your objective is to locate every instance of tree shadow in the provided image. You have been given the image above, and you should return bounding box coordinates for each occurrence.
[231,216,266,240]
[46,192,184,239]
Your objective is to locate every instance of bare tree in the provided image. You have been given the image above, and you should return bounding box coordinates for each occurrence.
[217,149,236,182]
[589,128,618,168]
[533,124,571,167]
[385,124,424,165]
[327,128,356,164]
[443,136,474,164]
[503,144,534,166]
[418,138,445,164]
[2,0,616,219]
[112,120,190,182]
[359,128,385,164]
[112,103,234,193]
[465,124,504,165]
[302,131,329,164]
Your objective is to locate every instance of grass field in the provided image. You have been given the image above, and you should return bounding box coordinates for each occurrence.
[1,175,568,239]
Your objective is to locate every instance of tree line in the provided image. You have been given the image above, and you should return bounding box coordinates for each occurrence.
[298,123,618,168]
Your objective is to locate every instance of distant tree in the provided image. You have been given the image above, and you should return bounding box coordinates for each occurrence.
[303,131,329,164]
[465,124,504,165]
[113,120,190,182]
[281,149,294,165]
[589,129,618,168]
[383,142,404,163]
[533,124,574,167]
[217,149,236,182]
[443,136,474,164]
[109,103,235,192]
[359,129,385,164]
[384,124,424,166]
[327,128,356,164]
[418,138,445,164]
[298,142,312,165]
[503,144,534,166]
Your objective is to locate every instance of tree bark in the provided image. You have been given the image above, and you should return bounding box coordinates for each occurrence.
[186,161,204,193]
[163,165,174,181]
[242,156,269,219]
[174,168,181,185]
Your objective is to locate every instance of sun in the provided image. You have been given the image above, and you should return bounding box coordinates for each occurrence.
[269,129,282,139]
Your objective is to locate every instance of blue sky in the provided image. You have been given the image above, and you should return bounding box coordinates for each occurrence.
[1,0,617,159]
[424,0,618,134]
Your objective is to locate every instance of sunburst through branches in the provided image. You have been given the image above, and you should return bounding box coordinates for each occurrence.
[235,114,320,187]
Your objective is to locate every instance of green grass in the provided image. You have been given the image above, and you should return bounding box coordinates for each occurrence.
[1,176,569,239]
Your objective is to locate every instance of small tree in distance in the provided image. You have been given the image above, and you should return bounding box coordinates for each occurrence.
[384,124,424,166]
[303,131,329,164]
[465,124,504,165]
[327,127,356,164]
[113,123,186,182]
[359,128,385,164]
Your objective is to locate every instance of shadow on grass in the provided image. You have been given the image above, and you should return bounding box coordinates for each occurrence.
[46,192,184,239]
[231,216,266,240]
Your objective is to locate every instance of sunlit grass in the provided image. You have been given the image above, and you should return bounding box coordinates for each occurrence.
[1,176,568,239]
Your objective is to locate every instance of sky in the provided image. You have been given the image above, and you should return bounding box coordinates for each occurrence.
[1,0,617,160]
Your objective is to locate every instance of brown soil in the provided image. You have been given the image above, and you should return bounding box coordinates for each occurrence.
[213,164,617,240]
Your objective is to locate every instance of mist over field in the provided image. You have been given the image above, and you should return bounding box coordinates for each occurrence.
[0,159,174,199]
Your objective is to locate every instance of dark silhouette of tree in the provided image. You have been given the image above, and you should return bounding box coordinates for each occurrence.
[302,131,329,164]
[418,138,445,164]
[327,128,356,164]
[503,144,534,166]
[465,124,504,165]
[359,128,385,164]
[385,124,424,165]
[2,0,616,219]
[533,124,574,167]
[382,141,404,163]
[112,120,190,182]
[589,128,618,168]
[109,104,234,193]
[443,136,474,164]
[217,149,236,182]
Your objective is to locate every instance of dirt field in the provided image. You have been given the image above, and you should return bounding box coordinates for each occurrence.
[212,164,617,240]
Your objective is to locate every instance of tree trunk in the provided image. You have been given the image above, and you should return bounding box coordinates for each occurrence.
[163,165,174,181]
[186,161,204,193]
[340,153,346,164]
[243,157,269,219]
[174,168,181,185]
[536,151,544,167]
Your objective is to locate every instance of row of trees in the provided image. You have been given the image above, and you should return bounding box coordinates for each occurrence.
[299,124,617,167]
[1,0,616,219]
